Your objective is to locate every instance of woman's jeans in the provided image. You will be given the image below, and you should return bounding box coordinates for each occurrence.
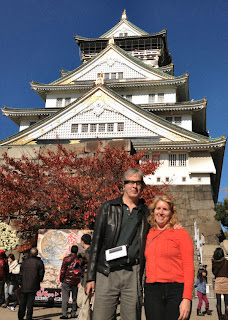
[4,283,18,307]
[197,291,209,310]
[4,283,14,299]
[144,282,190,320]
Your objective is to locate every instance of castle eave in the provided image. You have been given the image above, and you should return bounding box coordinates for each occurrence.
[133,139,226,151]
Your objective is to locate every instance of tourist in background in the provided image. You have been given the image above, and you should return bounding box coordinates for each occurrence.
[212,247,228,320]
[2,253,20,311]
[194,268,212,316]
[77,233,92,320]
[144,196,194,320]
[18,247,45,320]
[0,249,9,306]
[60,245,83,319]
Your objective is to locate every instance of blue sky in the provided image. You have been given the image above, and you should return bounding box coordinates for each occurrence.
[0,0,227,201]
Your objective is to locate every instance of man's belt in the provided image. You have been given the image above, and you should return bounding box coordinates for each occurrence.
[110,258,140,271]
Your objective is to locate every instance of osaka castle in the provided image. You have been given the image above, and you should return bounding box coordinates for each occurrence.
[1,11,226,243]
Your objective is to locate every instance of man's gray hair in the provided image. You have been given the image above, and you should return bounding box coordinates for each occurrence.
[123,168,144,182]
[30,247,38,257]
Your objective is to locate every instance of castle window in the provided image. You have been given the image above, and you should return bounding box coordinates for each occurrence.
[169,154,177,166]
[157,177,161,182]
[98,123,105,132]
[169,153,186,166]
[182,177,186,182]
[174,116,182,124]
[56,98,63,107]
[119,33,123,37]
[149,94,156,103]
[165,177,169,182]
[166,117,172,122]
[126,95,132,102]
[81,124,88,132]
[157,93,164,103]
[71,124,78,133]
[117,122,124,131]
[107,123,114,132]
[165,116,182,125]
[65,98,71,106]
[152,153,160,163]
[104,73,109,80]
[103,72,123,80]
[118,72,123,79]
[179,154,186,166]
[90,124,97,132]
[124,33,128,37]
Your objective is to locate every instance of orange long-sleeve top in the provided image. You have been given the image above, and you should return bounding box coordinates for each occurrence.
[145,228,194,301]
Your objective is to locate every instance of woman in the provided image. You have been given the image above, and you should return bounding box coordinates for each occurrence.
[212,247,228,320]
[2,254,20,311]
[144,196,194,320]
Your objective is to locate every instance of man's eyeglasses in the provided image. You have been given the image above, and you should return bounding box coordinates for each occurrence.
[124,180,143,186]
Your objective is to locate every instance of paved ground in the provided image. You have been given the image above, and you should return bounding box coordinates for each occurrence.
[1,297,225,319]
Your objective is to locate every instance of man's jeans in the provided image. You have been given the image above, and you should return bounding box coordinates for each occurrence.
[144,282,190,320]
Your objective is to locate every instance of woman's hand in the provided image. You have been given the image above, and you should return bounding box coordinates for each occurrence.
[178,298,191,320]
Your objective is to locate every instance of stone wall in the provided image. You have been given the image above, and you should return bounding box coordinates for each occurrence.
[167,185,221,244]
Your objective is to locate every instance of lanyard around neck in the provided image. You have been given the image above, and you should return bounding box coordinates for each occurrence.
[145,227,168,249]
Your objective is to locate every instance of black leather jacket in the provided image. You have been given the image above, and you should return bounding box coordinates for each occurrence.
[87,196,149,284]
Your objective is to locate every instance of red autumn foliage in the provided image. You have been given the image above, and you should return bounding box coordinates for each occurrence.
[0,144,167,252]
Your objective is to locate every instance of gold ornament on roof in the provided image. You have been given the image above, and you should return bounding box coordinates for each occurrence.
[121,9,127,20]
[95,73,104,85]
[109,37,115,45]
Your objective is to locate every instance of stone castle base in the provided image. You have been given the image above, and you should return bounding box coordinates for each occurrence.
[167,185,221,245]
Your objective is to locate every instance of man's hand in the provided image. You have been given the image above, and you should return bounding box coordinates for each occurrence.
[178,298,191,320]
[174,222,182,229]
[86,281,95,296]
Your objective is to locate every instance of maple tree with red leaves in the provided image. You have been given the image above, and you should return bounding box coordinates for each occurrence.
[0,144,167,252]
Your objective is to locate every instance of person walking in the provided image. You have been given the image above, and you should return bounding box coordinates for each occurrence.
[2,253,20,311]
[0,249,9,306]
[60,245,82,319]
[77,233,92,320]
[195,268,212,316]
[18,247,45,320]
[144,196,194,320]
[212,247,228,320]
[86,168,149,320]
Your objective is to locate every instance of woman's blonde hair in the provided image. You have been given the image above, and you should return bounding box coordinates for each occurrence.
[148,195,178,229]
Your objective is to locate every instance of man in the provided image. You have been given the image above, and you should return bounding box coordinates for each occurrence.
[86,168,149,320]
[60,245,82,319]
[18,247,45,320]
[81,234,91,255]
[77,234,92,320]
